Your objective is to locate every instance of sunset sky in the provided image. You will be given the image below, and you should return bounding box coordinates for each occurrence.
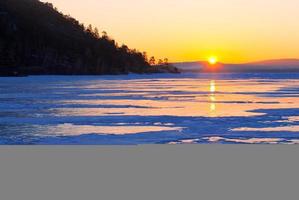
[42,0,299,63]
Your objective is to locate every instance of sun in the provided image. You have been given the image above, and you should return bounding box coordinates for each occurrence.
[208,56,218,65]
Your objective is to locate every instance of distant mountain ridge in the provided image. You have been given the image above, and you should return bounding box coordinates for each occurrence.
[173,59,299,73]
[245,59,299,66]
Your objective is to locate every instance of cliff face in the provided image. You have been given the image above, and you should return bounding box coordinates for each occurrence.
[0,0,150,76]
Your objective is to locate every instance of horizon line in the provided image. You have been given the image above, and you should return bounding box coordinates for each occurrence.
[171,58,299,65]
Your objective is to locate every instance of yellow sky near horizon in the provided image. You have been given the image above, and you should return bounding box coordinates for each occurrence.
[42,0,299,63]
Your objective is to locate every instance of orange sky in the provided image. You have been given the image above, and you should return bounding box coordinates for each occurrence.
[42,0,299,63]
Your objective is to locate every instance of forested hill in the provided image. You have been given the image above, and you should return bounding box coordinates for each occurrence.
[0,0,164,76]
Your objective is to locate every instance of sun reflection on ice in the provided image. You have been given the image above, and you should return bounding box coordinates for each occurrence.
[210,80,216,93]
[209,80,217,116]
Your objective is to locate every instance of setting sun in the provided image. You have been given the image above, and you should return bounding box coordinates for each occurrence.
[208,56,218,65]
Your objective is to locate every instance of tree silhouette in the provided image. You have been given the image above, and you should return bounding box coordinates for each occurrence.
[149,56,156,65]
[93,27,100,39]
[142,52,148,62]
[164,58,169,66]
[102,31,108,39]
[86,24,93,34]
[158,59,163,65]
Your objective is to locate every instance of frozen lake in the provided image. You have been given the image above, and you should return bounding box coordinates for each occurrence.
[1,73,299,144]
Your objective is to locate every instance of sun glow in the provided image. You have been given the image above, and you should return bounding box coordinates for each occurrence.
[208,56,218,65]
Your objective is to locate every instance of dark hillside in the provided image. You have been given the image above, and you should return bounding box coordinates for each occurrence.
[0,0,155,76]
